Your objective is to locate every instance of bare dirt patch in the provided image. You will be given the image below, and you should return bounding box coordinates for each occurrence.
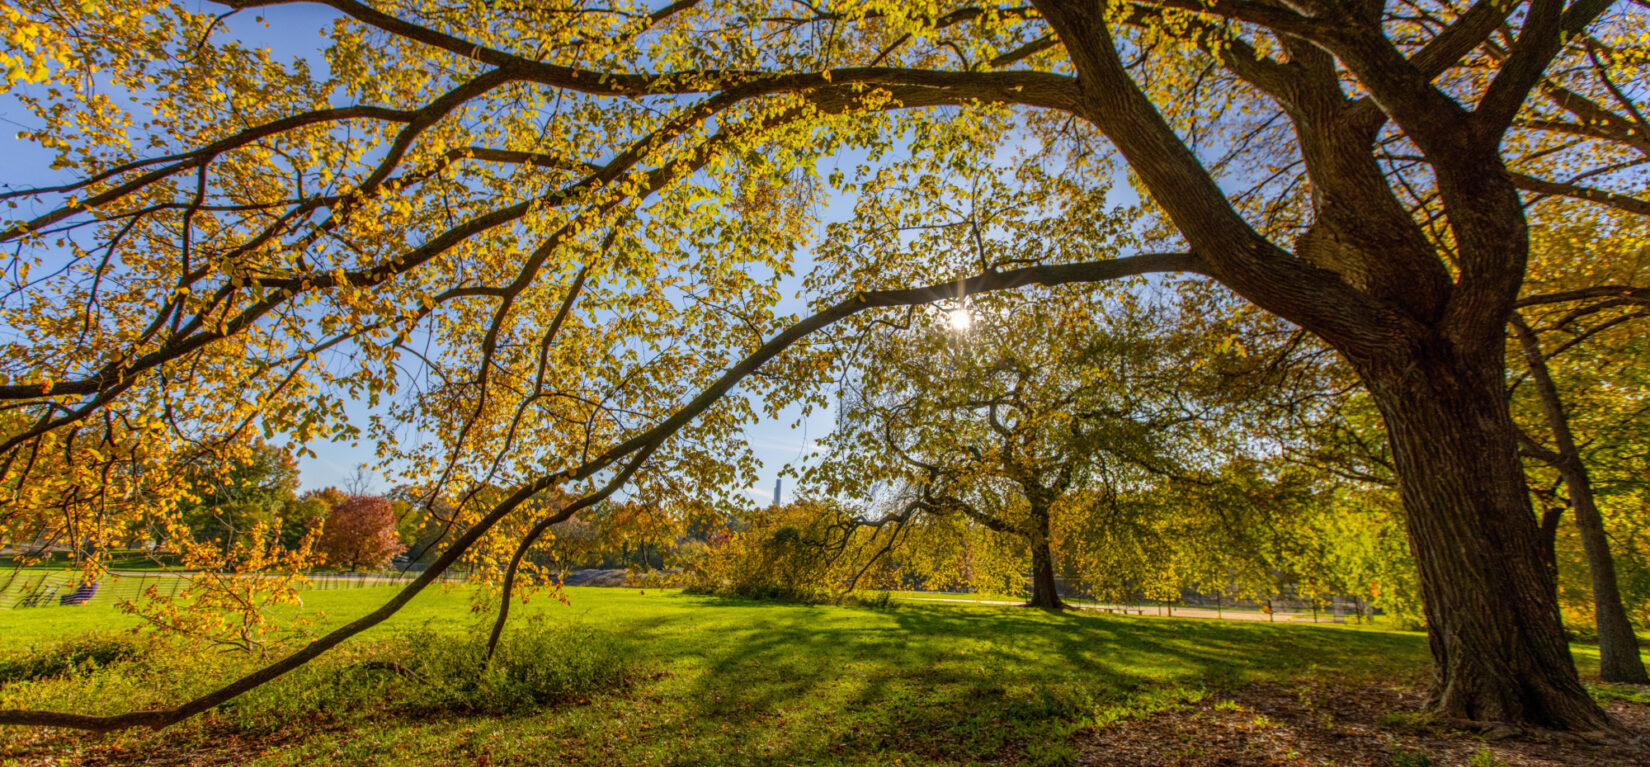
[1,724,327,767]
[1078,682,1650,766]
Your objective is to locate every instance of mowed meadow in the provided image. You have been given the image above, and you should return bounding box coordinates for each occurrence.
[0,585,1469,766]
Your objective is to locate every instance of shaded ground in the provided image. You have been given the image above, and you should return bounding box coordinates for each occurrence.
[0,587,1634,766]
[1079,681,1650,766]
[895,595,1355,623]
[14,680,1647,766]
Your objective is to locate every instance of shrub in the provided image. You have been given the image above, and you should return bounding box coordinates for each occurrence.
[843,590,896,609]
[1,621,629,732]
[686,501,849,602]
[383,617,631,715]
[0,633,145,686]
[683,580,832,604]
[225,618,633,728]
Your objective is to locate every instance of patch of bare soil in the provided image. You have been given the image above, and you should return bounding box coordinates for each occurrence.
[1077,683,1650,766]
[2,723,335,767]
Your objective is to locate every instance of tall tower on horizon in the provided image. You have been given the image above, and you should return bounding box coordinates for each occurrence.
[773,478,782,507]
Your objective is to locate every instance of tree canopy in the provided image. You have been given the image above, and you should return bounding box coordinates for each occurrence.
[813,287,1245,607]
[2,0,1648,732]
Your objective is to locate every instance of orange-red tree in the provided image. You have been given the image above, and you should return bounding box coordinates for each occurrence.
[316,495,405,571]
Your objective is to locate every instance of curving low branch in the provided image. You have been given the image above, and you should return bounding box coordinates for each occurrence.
[0,250,1203,733]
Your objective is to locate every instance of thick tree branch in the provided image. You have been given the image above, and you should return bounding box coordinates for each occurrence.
[0,250,1202,732]
[1510,172,1650,216]
[1035,0,1409,355]
[1474,0,1615,138]
[1517,285,1650,308]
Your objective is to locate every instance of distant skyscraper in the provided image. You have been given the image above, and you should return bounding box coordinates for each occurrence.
[773,478,782,506]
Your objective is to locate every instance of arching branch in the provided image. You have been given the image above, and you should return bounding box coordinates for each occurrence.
[0,250,1203,733]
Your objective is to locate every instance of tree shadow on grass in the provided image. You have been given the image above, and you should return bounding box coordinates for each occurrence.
[7,594,1436,767]
[618,596,1432,765]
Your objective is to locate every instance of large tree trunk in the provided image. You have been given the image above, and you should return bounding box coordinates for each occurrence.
[1358,338,1613,730]
[1026,503,1064,610]
[1029,0,1614,728]
[1513,317,1649,684]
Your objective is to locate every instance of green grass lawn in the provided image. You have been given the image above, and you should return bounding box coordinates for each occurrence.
[0,586,1611,766]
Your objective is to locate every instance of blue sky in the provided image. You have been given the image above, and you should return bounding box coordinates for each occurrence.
[2,2,1165,509]
[0,2,839,503]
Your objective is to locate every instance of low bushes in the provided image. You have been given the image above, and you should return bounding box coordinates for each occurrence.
[681,580,832,604]
[0,618,633,733]
[390,616,633,715]
[225,617,633,727]
[0,632,146,686]
[685,501,865,604]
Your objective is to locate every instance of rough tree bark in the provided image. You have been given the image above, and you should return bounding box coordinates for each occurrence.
[1026,501,1065,610]
[1356,335,1611,727]
[1512,315,1649,684]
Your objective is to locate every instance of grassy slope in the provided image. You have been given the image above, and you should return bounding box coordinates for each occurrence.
[0,587,1608,766]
